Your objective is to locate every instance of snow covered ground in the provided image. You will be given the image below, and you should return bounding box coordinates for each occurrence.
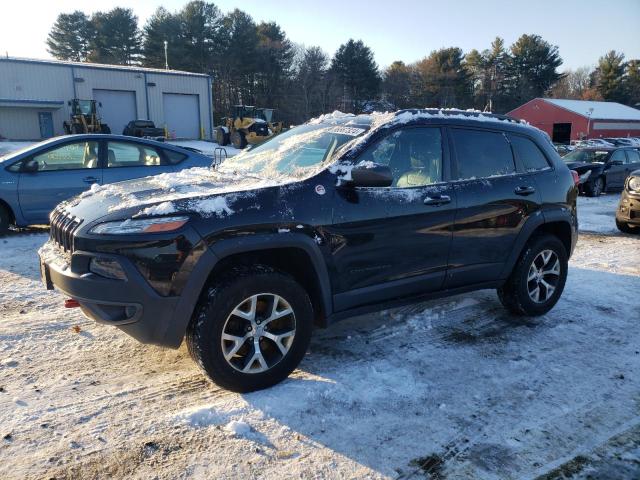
[1,196,639,478]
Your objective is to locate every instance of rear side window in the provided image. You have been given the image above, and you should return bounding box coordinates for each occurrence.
[510,135,550,171]
[451,129,515,179]
[164,149,188,165]
[625,149,640,164]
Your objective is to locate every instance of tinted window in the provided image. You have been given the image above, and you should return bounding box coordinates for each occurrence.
[107,142,161,167]
[451,129,515,179]
[358,127,442,187]
[165,149,187,165]
[510,135,550,171]
[625,149,640,164]
[609,150,626,164]
[32,141,99,171]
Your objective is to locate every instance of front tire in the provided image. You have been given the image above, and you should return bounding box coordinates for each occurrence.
[216,128,229,146]
[231,130,247,149]
[616,219,638,234]
[186,266,313,392]
[0,204,12,235]
[584,177,603,197]
[497,234,568,316]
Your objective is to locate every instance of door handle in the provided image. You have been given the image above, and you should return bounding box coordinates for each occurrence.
[83,176,99,184]
[423,194,451,206]
[514,186,536,196]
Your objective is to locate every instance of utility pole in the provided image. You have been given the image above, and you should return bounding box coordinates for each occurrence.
[586,107,594,139]
[164,41,169,70]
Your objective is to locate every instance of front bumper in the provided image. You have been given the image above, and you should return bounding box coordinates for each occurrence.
[616,191,640,225]
[38,241,181,347]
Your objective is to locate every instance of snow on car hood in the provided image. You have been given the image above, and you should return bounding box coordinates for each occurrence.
[64,167,283,221]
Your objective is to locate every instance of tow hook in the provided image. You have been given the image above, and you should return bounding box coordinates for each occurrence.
[64,299,80,308]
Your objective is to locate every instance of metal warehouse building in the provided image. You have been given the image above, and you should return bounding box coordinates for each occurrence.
[508,98,640,143]
[0,57,213,140]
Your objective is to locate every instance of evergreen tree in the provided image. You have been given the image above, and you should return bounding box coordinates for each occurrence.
[413,47,472,108]
[142,7,185,70]
[88,8,141,65]
[330,39,380,112]
[506,34,563,110]
[294,46,330,119]
[625,59,640,107]
[595,50,627,103]
[180,1,224,73]
[46,11,92,61]
[382,61,413,109]
[255,22,294,108]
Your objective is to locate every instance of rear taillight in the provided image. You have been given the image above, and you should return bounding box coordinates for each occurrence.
[571,170,580,186]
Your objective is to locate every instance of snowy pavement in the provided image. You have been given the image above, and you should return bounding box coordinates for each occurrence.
[1,199,639,479]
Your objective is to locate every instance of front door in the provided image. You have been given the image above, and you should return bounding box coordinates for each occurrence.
[38,112,54,139]
[326,126,456,311]
[101,140,175,184]
[18,140,102,223]
[445,127,541,288]
[623,149,640,185]
[604,149,628,189]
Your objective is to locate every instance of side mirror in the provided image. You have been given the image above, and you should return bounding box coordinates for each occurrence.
[350,163,393,187]
[23,159,39,173]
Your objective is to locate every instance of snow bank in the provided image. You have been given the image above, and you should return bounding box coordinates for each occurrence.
[224,420,251,437]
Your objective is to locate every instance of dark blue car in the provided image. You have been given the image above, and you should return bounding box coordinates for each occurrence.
[0,134,214,232]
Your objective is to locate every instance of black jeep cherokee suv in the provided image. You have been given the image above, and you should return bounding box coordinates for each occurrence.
[39,109,578,392]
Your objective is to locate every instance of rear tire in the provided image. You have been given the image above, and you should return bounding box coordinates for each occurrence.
[616,219,638,234]
[216,128,229,146]
[584,177,603,197]
[0,204,12,235]
[101,124,111,134]
[497,234,568,316]
[186,265,313,392]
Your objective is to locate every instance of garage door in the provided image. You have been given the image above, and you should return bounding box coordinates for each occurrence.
[93,90,137,135]
[163,94,200,139]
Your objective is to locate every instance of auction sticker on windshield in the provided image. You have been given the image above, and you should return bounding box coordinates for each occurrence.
[326,126,366,136]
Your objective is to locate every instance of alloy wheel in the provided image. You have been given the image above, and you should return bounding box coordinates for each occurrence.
[221,293,296,373]
[527,249,561,303]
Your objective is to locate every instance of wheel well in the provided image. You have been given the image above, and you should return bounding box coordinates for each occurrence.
[530,221,572,255]
[204,247,327,326]
[0,199,16,224]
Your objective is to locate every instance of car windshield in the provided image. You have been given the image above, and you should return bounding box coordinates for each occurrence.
[563,149,610,164]
[217,123,367,180]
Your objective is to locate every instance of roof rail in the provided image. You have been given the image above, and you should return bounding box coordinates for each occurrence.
[395,108,522,124]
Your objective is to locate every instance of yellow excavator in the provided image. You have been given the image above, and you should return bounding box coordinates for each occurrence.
[216,105,283,149]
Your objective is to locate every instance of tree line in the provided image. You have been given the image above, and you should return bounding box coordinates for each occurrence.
[46,2,640,126]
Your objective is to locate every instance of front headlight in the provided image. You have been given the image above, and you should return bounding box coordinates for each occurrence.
[89,216,189,235]
[628,176,640,193]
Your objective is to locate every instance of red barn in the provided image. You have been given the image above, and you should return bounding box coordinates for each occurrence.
[507,98,640,143]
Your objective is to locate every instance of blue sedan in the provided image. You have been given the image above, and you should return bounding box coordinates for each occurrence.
[0,134,214,232]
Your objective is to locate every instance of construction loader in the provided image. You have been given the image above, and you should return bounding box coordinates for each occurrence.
[63,99,111,135]
[216,105,283,149]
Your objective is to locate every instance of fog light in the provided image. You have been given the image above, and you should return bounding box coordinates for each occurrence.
[89,257,127,280]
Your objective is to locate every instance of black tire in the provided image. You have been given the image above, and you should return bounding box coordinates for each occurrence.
[497,234,568,316]
[231,130,247,149]
[71,123,83,134]
[584,176,604,197]
[216,128,229,146]
[186,265,313,392]
[0,204,13,235]
[63,121,71,135]
[101,124,111,134]
[616,218,638,234]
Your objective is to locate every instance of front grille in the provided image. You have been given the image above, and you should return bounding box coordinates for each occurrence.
[49,208,83,253]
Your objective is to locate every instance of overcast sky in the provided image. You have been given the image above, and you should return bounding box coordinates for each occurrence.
[1,0,639,70]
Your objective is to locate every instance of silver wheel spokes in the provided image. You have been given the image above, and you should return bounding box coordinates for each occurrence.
[221,293,296,374]
[527,249,561,303]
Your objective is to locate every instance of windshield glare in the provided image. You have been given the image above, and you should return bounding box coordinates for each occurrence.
[218,123,366,180]
[563,149,610,163]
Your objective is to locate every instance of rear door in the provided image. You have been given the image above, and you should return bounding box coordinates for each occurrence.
[18,139,102,223]
[445,127,542,288]
[327,126,457,311]
[101,139,176,185]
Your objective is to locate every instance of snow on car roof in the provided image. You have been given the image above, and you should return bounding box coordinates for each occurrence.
[544,99,640,121]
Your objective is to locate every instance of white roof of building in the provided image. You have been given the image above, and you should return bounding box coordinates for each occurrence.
[0,56,209,78]
[543,99,640,121]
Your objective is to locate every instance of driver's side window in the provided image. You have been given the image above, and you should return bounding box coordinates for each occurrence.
[610,150,626,164]
[31,141,99,171]
[359,127,442,187]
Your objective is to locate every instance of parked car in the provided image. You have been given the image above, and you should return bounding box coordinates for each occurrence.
[553,143,574,157]
[563,147,640,196]
[0,134,213,233]
[38,109,578,392]
[603,137,640,147]
[616,169,640,233]
[122,120,165,138]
